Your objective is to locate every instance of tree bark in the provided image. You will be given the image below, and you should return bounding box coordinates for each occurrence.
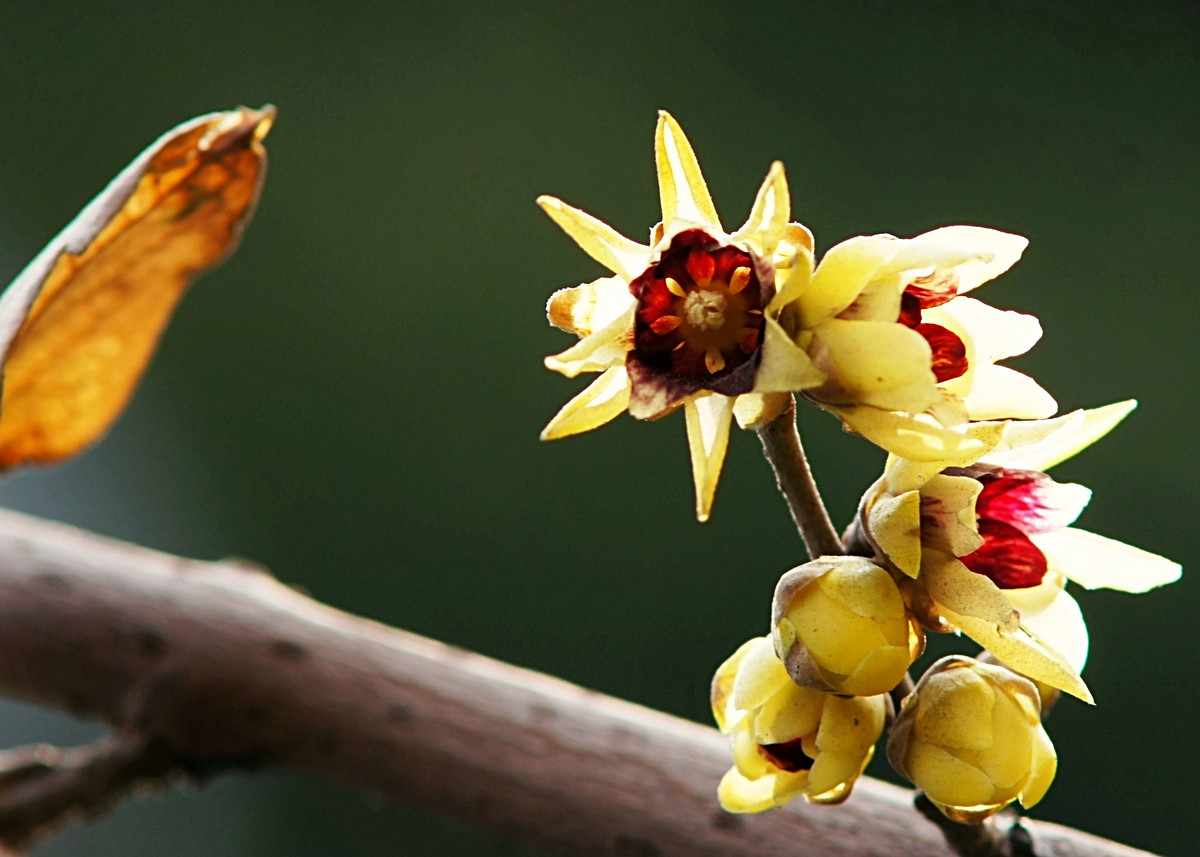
[0,508,1157,856]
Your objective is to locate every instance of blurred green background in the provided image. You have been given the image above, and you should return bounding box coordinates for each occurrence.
[0,1,1197,854]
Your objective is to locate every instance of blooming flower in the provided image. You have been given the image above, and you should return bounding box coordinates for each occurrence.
[538,112,822,520]
[863,402,1182,701]
[786,226,1057,462]
[771,556,923,696]
[887,656,1057,823]
[711,636,888,812]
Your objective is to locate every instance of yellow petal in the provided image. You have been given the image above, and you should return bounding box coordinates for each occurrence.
[768,223,816,312]
[732,161,789,257]
[753,317,826,393]
[908,226,1028,295]
[800,235,901,328]
[732,391,791,430]
[1014,589,1089,674]
[812,319,939,413]
[1019,724,1058,809]
[545,276,635,337]
[940,605,1092,703]
[655,111,721,229]
[953,364,1057,421]
[544,303,634,378]
[711,637,761,731]
[867,489,923,578]
[822,404,987,463]
[927,296,1043,363]
[540,367,630,441]
[684,393,734,522]
[730,636,789,712]
[915,668,995,750]
[984,400,1136,472]
[907,744,997,809]
[537,195,650,281]
[754,681,825,744]
[717,766,807,813]
[1032,527,1182,592]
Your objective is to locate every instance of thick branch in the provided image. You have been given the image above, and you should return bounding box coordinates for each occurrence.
[756,396,844,559]
[0,508,1157,857]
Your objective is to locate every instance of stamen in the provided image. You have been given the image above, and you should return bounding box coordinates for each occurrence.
[650,315,682,334]
[705,347,726,374]
[673,340,687,351]
[665,277,687,298]
[682,290,727,331]
[728,266,751,294]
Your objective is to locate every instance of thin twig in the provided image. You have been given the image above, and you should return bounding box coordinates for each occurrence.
[756,396,844,559]
[0,508,1160,857]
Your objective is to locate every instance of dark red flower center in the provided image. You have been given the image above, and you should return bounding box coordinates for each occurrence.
[630,229,766,381]
[759,738,815,772]
[945,467,1052,589]
[898,273,968,384]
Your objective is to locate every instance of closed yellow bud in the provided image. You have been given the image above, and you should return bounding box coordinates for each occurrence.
[887,655,1057,823]
[771,556,923,696]
[711,637,888,813]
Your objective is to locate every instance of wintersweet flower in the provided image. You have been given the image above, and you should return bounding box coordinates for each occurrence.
[887,656,1056,823]
[711,636,888,812]
[538,112,823,521]
[862,402,1182,702]
[786,226,1056,462]
[771,556,923,696]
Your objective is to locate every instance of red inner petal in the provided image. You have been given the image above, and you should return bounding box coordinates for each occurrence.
[759,738,815,773]
[959,518,1048,589]
[904,270,960,309]
[915,323,968,383]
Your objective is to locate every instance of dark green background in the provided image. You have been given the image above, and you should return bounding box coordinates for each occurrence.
[1,1,1197,854]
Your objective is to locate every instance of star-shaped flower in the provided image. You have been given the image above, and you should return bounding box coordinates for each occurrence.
[538,112,821,520]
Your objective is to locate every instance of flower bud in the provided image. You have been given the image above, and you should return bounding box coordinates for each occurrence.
[887,655,1057,823]
[711,637,888,812]
[771,556,923,696]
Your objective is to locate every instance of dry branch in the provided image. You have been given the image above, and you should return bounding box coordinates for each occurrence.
[0,508,1158,856]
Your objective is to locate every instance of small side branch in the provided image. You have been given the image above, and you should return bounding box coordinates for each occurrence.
[0,733,185,852]
[0,508,1160,857]
[756,396,844,559]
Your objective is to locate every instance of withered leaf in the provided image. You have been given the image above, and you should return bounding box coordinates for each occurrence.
[0,105,274,469]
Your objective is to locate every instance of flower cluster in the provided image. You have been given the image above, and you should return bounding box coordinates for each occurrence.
[536,114,1180,823]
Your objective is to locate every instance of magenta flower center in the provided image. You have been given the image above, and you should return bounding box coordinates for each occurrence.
[898,272,968,384]
[759,738,815,773]
[630,229,766,379]
[950,468,1052,589]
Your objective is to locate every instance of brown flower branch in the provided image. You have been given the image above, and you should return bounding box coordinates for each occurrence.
[0,507,1158,857]
[756,396,844,559]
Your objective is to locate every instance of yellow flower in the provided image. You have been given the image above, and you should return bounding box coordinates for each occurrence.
[887,656,1057,823]
[711,637,887,812]
[771,556,923,696]
[538,112,823,521]
[863,402,1182,702]
[785,226,1056,462]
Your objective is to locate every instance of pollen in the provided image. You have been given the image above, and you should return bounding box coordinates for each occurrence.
[683,289,728,332]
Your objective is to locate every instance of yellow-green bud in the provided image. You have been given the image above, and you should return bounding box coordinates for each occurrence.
[887,655,1057,823]
[771,556,923,696]
[711,637,888,813]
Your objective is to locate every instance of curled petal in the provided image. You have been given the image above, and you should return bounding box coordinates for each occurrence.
[908,226,1028,295]
[655,111,721,229]
[952,364,1057,421]
[732,391,791,430]
[685,393,735,522]
[983,401,1137,472]
[1032,527,1182,592]
[540,367,630,441]
[753,316,826,394]
[812,319,939,413]
[546,276,636,337]
[822,405,988,463]
[939,605,1092,703]
[800,235,902,328]
[867,489,923,578]
[544,303,634,378]
[921,552,1019,632]
[768,223,816,312]
[1012,588,1089,674]
[928,296,1043,363]
[732,161,790,257]
[537,195,650,281]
